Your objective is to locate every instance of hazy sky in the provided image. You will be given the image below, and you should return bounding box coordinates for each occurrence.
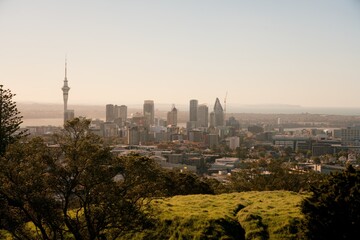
[1,0,360,108]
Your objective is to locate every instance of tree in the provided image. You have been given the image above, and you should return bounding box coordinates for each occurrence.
[0,137,61,239]
[0,118,157,239]
[51,118,155,239]
[0,117,220,239]
[161,170,214,196]
[0,85,27,155]
[229,159,324,192]
[300,165,360,239]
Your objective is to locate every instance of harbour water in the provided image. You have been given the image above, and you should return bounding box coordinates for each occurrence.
[22,118,64,127]
[20,107,360,127]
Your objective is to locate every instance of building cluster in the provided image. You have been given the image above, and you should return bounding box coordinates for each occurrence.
[269,126,360,159]
[88,98,241,150]
[23,61,360,176]
[108,144,241,176]
[59,60,241,149]
[57,60,360,160]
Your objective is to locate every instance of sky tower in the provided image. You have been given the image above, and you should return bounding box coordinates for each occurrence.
[62,58,74,123]
[62,59,70,112]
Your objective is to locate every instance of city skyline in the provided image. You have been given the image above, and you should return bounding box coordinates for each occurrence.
[1,1,360,108]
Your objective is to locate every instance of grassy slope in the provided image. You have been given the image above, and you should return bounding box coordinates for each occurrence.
[126,191,308,240]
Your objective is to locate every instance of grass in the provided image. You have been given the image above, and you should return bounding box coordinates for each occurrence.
[125,191,308,240]
[0,230,13,240]
[3,191,308,239]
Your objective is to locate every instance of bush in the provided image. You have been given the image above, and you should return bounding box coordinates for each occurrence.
[301,165,360,239]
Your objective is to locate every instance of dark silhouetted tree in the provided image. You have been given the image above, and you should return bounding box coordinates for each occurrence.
[0,117,220,239]
[301,165,360,239]
[0,137,61,239]
[0,118,157,239]
[0,85,27,155]
[161,170,214,196]
[229,159,324,192]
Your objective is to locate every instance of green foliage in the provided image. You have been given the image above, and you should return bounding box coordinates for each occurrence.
[204,177,232,194]
[0,137,59,239]
[0,117,218,239]
[0,85,27,156]
[0,230,12,240]
[0,118,158,239]
[229,159,325,192]
[50,118,153,239]
[300,165,360,239]
[161,170,214,196]
[124,191,306,240]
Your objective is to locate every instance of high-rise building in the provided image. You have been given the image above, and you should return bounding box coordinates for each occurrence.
[132,112,147,126]
[189,99,198,122]
[207,133,219,148]
[62,59,74,123]
[227,136,240,150]
[226,116,240,129]
[188,129,203,142]
[213,97,224,127]
[197,104,208,128]
[167,105,178,126]
[114,105,119,119]
[128,126,140,145]
[119,105,127,123]
[341,126,360,146]
[106,104,127,125]
[106,104,115,122]
[209,112,215,127]
[143,100,154,125]
[102,122,118,137]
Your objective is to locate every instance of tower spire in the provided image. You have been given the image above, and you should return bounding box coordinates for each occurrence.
[61,56,75,124]
[65,57,67,80]
[62,57,70,114]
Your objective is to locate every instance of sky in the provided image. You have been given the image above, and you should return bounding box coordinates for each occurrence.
[1,0,360,109]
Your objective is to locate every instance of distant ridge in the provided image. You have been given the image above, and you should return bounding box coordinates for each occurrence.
[238,104,301,108]
[17,102,360,117]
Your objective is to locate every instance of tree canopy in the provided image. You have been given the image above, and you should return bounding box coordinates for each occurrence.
[0,117,216,239]
[301,165,360,239]
[0,85,27,155]
[228,159,324,192]
[0,118,157,239]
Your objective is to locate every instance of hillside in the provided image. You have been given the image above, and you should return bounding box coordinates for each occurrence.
[125,191,308,240]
